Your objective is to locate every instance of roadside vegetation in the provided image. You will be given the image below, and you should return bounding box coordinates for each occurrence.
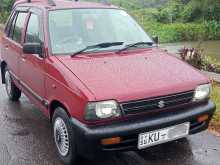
[0,0,13,23]
[139,21,220,43]
[179,47,220,74]
[86,0,220,43]
[130,0,220,43]
[211,85,220,131]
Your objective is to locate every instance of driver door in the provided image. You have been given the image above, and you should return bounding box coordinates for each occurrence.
[20,10,46,103]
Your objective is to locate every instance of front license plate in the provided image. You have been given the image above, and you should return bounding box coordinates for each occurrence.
[138,122,190,149]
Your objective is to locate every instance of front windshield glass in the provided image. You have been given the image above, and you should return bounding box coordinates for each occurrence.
[48,9,153,55]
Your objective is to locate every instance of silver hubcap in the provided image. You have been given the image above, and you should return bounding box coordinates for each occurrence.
[54,117,70,157]
[5,71,12,97]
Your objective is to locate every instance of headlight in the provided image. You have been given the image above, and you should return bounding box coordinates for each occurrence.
[193,84,211,101]
[85,100,121,120]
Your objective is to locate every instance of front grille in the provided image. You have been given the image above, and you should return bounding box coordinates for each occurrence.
[121,91,194,115]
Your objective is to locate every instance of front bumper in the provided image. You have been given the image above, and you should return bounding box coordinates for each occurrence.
[70,100,216,158]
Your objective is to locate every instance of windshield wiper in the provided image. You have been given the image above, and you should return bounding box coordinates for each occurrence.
[116,42,154,53]
[71,42,124,57]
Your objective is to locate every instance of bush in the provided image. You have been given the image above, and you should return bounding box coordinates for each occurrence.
[180,4,200,22]
[139,21,220,43]
[0,0,14,11]
[131,8,160,22]
[204,21,220,40]
[179,47,220,73]
[0,11,10,23]
[0,0,14,23]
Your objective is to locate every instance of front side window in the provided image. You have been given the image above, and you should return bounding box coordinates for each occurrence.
[13,12,28,43]
[25,14,41,43]
[49,9,152,55]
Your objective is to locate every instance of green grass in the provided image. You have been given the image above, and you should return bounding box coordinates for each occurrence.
[140,21,220,43]
[211,85,220,128]
[201,55,220,74]
[131,10,220,43]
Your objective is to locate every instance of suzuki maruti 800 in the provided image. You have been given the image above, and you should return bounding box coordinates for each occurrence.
[0,0,216,164]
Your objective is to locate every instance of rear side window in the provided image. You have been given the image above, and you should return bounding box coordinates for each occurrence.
[12,12,28,43]
[5,11,16,35]
[8,13,17,39]
[25,14,41,43]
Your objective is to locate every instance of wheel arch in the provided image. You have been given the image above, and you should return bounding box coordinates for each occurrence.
[49,100,71,122]
[1,61,7,84]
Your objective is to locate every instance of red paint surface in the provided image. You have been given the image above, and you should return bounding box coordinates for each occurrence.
[1,1,209,125]
[14,0,118,10]
[56,48,208,103]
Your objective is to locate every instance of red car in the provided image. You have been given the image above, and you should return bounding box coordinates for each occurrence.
[0,0,216,164]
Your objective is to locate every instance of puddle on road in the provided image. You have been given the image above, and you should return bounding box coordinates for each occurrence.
[4,115,23,123]
[10,129,30,137]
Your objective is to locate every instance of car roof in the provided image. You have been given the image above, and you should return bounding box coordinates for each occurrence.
[14,0,119,10]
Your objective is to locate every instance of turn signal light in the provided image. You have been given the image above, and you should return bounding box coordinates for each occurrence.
[197,114,209,123]
[101,137,121,145]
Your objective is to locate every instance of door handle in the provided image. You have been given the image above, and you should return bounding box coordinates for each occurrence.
[22,58,26,62]
[22,55,26,62]
[5,45,9,50]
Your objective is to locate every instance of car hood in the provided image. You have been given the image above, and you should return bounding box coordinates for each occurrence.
[56,48,208,102]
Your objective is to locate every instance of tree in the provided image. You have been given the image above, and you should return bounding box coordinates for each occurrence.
[202,0,220,21]
[153,0,184,23]
[0,0,14,11]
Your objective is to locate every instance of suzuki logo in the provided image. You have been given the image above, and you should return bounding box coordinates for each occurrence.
[158,100,165,108]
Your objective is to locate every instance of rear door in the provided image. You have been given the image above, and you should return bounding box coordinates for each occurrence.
[19,8,46,103]
[2,8,28,78]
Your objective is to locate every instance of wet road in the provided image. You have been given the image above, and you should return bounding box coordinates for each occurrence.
[0,74,220,165]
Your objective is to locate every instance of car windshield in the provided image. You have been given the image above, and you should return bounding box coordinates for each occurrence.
[48,9,153,55]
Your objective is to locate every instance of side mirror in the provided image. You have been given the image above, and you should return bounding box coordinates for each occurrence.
[23,43,43,57]
[152,36,159,45]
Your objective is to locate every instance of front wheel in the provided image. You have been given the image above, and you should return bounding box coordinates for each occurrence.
[52,107,76,165]
[5,69,21,101]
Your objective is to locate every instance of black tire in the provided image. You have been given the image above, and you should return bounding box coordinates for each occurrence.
[52,107,76,165]
[4,68,21,101]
